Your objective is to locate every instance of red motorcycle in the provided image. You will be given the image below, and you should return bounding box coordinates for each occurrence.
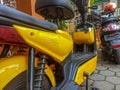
[100,2,120,64]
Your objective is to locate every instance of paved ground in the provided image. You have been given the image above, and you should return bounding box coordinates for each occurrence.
[81,49,120,90]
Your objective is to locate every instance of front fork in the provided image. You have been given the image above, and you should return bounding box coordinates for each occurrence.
[27,47,47,90]
[27,47,35,90]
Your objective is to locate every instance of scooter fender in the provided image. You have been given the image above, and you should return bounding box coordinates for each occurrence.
[0,55,56,90]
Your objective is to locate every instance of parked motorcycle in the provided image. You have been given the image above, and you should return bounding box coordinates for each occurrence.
[0,0,97,90]
[100,2,120,64]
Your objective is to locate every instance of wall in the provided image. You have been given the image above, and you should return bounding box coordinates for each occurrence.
[31,0,44,19]
[16,0,44,19]
[16,0,32,14]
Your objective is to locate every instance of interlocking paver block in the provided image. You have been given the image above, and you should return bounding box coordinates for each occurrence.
[104,64,116,68]
[106,76,120,84]
[89,74,105,81]
[96,65,107,71]
[116,72,120,77]
[82,79,94,87]
[116,85,120,90]
[93,81,114,90]
[100,70,115,76]
[94,70,99,74]
[116,65,120,68]
[109,67,120,72]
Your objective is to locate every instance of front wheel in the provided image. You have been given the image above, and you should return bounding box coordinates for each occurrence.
[4,71,52,90]
[113,48,120,64]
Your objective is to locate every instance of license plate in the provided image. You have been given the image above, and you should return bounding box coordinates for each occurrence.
[104,33,120,41]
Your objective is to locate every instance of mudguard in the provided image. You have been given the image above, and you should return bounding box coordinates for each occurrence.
[0,55,56,90]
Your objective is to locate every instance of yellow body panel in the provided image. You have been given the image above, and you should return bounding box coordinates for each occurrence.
[73,28,94,44]
[0,55,56,90]
[13,25,73,62]
[74,55,97,85]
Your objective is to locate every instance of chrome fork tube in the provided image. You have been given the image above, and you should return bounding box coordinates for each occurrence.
[27,47,35,90]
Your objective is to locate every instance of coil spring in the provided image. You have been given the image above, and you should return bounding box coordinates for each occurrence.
[34,55,47,90]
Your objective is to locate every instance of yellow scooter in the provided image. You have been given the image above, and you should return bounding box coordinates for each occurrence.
[0,0,97,90]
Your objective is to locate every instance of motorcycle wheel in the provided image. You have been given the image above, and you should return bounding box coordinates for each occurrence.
[0,44,10,58]
[101,48,110,60]
[113,48,120,64]
[4,71,51,90]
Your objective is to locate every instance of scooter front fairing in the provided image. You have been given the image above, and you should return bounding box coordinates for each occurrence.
[13,25,73,62]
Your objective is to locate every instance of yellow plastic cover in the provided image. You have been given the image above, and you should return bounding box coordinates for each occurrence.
[13,25,73,62]
[73,28,95,44]
[74,55,97,84]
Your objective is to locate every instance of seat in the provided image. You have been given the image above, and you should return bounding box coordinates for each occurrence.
[35,0,74,20]
[0,4,58,31]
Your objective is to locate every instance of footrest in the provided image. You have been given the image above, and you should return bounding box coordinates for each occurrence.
[72,52,95,61]
[60,52,97,87]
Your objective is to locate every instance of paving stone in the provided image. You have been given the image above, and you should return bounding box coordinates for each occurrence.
[96,65,107,71]
[88,79,94,86]
[94,70,99,74]
[81,86,86,90]
[97,63,103,66]
[81,86,99,90]
[106,76,120,84]
[99,70,115,76]
[109,67,120,72]
[116,72,120,77]
[116,65,120,68]
[93,81,114,90]
[104,64,116,68]
[116,85,120,90]
[88,87,100,90]
[97,60,107,64]
[82,79,94,87]
[89,74,105,81]
[101,60,114,64]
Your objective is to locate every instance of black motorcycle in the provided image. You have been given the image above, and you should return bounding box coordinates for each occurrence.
[100,11,120,64]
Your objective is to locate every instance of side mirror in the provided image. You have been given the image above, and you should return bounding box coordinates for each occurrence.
[89,5,98,9]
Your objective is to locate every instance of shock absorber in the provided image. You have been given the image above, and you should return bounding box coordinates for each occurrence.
[34,54,47,90]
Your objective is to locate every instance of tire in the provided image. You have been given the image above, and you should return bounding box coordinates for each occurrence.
[113,48,120,64]
[101,48,110,60]
[4,71,52,90]
[0,44,10,58]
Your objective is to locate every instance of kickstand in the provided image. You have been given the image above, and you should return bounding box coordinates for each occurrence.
[90,87,100,90]
[84,72,89,90]
[84,72,100,90]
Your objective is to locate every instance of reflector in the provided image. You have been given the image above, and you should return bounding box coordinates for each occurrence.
[0,25,26,45]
